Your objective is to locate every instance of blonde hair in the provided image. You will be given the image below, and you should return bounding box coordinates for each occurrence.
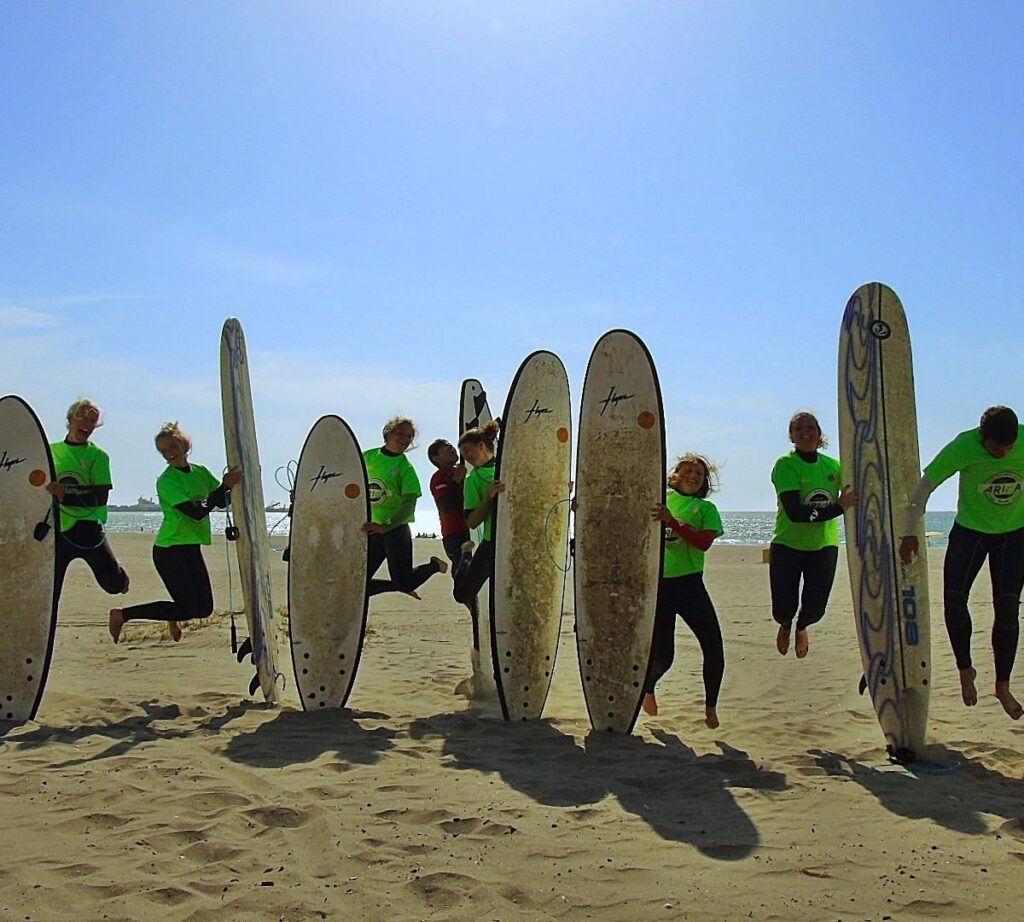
[66,398,102,425]
[154,421,192,455]
[458,419,501,452]
[382,416,417,450]
[788,411,828,450]
[668,453,718,499]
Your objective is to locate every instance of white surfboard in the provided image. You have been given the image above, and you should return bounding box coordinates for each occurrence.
[492,352,572,721]
[289,415,369,709]
[456,379,497,700]
[0,395,57,723]
[839,282,931,762]
[460,378,492,436]
[574,331,665,733]
[220,318,281,705]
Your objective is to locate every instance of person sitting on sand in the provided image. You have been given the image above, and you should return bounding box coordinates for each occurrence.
[362,417,448,599]
[899,405,1024,720]
[426,438,471,575]
[48,398,131,609]
[769,411,858,659]
[642,453,725,729]
[109,422,240,644]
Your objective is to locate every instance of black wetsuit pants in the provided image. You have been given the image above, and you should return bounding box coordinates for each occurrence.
[645,572,724,707]
[943,523,1024,682]
[367,524,441,597]
[55,521,129,603]
[122,544,214,622]
[769,543,839,630]
[452,540,493,650]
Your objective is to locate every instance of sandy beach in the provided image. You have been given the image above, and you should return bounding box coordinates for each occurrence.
[3,534,1024,921]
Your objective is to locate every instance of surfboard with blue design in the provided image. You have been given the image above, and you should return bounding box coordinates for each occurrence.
[839,283,931,762]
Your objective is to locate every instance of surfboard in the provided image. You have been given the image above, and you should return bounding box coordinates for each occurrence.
[288,415,370,710]
[455,379,497,700]
[574,330,665,733]
[0,395,57,723]
[491,352,572,721]
[839,282,931,762]
[460,378,492,436]
[220,318,281,705]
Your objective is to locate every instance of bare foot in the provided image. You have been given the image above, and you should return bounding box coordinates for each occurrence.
[995,681,1023,719]
[705,706,719,729]
[795,629,809,659]
[169,621,182,642]
[959,667,978,706]
[642,692,658,716]
[430,555,449,575]
[776,624,791,655]
[108,609,125,644]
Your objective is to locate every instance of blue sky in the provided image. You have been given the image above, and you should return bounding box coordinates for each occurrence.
[2,2,1021,527]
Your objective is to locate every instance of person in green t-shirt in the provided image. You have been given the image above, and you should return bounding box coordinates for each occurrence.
[47,398,130,607]
[769,411,858,660]
[453,421,505,613]
[899,405,1024,720]
[361,416,448,599]
[642,453,725,729]
[108,422,240,644]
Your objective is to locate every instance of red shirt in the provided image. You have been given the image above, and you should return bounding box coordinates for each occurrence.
[430,467,468,538]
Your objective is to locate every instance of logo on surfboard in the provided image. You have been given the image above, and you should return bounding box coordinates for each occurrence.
[309,465,344,492]
[523,399,553,423]
[598,386,636,416]
[0,450,27,472]
[870,320,892,340]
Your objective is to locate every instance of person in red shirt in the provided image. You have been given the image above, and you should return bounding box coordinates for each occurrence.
[427,438,471,573]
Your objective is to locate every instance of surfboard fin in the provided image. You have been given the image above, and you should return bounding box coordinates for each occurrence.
[248,673,260,696]
[236,636,253,663]
[858,674,868,695]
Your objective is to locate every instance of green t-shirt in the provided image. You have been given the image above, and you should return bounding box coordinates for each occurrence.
[464,459,497,543]
[50,440,112,532]
[923,424,1024,534]
[363,448,421,526]
[662,490,723,578]
[155,463,222,547]
[771,451,843,550]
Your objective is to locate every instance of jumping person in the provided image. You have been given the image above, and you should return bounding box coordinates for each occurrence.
[769,411,858,659]
[48,398,130,607]
[899,405,1024,719]
[642,454,725,729]
[362,417,447,598]
[427,438,471,574]
[108,422,240,643]
[452,420,505,610]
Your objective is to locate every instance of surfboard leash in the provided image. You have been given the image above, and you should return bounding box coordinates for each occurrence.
[543,497,573,572]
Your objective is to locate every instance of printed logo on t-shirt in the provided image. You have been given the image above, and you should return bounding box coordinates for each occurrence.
[979,472,1023,505]
[804,488,833,510]
[664,526,681,546]
[367,478,388,506]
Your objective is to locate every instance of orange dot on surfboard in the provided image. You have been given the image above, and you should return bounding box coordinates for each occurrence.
[28,469,46,487]
[556,427,570,443]
[344,483,361,499]
[637,411,656,430]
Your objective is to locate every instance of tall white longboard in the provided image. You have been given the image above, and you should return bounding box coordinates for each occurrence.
[0,395,57,722]
[457,378,497,699]
[839,283,930,762]
[492,353,572,720]
[574,331,665,733]
[289,415,369,709]
[220,318,281,705]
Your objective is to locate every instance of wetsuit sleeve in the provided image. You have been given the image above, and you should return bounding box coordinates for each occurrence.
[208,484,230,509]
[61,485,111,507]
[901,475,936,536]
[778,491,844,523]
[666,518,717,551]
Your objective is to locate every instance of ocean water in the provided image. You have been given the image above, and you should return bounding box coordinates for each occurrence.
[105,510,957,548]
